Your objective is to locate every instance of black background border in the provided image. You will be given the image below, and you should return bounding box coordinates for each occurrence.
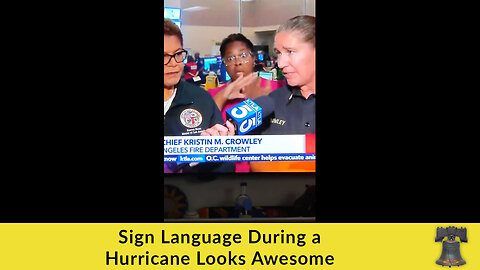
[1,2,477,222]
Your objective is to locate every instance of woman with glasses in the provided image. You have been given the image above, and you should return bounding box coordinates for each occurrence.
[164,19,234,173]
[207,33,286,172]
[208,34,285,120]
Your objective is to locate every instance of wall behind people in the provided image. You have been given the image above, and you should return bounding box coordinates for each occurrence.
[164,0,179,8]
[182,25,281,57]
[171,0,315,58]
[182,25,239,57]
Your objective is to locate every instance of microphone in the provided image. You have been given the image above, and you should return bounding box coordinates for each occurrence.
[225,96,274,135]
[167,96,275,172]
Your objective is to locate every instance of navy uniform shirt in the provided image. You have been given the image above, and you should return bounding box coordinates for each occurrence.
[164,80,224,136]
[164,80,234,173]
[256,84,315,135]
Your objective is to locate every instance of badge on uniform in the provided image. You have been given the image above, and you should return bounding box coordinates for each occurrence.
[180,108,203,128]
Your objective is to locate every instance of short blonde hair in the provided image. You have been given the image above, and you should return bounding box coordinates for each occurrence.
[277,15,315,46]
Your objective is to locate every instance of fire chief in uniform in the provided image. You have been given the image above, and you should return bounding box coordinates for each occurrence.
[250,15,316,172]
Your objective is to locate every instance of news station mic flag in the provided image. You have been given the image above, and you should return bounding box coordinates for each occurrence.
[164,94,315,171]
[225,96,274,135]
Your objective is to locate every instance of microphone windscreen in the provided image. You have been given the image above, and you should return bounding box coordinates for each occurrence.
[226,97,273,135]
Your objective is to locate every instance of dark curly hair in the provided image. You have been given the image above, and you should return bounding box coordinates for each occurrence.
[164,19,183,46]
[219,33,254,58]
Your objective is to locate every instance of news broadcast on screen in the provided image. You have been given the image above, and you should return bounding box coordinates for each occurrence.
[164,97,315,173]
[164,8,316,174]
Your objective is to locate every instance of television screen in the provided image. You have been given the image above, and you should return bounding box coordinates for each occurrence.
[164,7,181,20]
[208,63,219,72]
[253,45,269,59]
[218,62,231,83]
[258,71,272,80]
[257,53,264,61]
[203,57,218,71]
[172,20,181,28]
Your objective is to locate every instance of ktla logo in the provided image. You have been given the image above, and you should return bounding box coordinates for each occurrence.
[228,99,263,135]
[230,104,253,119]
[239,112,262,134]
[230,105,262,134]
[244,99,259,111]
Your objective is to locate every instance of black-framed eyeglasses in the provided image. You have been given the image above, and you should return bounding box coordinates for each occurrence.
[164,50,188,65]
[222,51,253,66]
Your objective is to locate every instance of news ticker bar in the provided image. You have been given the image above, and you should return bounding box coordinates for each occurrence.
[164,153,316,163]
[164,134,316,157]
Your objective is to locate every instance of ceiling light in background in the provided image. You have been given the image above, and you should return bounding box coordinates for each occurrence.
[182,6,209,12]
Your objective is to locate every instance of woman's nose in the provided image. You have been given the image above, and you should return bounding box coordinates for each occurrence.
[277,55,288,69]
[166,59,178,67]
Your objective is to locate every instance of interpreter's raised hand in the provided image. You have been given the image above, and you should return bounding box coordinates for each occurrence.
[222,72,259,100]
[200,120,235,136]
[213,72,257,111]
[246,76,273,100]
